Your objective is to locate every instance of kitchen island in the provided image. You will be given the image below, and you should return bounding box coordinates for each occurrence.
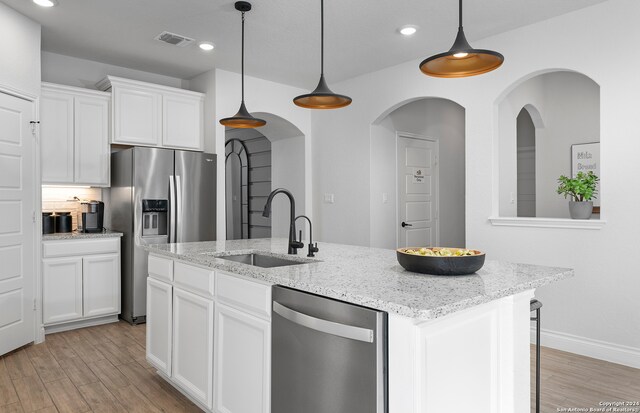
[145,238,572,413]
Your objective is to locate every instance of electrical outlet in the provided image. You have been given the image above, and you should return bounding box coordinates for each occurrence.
[382,193,388,204]
[324,193,335,204]
[510,192,515,204]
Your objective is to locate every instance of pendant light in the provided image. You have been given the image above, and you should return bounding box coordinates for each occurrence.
[293,0,351,109]
[220,1,266,128]
[419,0,504,78]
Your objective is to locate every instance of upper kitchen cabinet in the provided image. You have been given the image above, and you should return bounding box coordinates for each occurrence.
[97,76,204,151]
[41,83,110,187]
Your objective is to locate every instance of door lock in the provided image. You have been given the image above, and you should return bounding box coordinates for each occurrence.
[401,222,412,228]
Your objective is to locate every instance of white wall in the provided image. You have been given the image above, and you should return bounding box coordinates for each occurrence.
[0,3,40,96]
[370,98,465,249]
[500,71,600,218]
[310,0,640,365]
[272,136,305,239]
[214,69,312,241]
[41,52,184,90]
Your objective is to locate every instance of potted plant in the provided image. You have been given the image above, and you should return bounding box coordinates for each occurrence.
[556,171,599,219]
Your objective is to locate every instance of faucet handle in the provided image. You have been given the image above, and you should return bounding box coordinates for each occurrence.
[308,242,319,257]
[299,230,303,243]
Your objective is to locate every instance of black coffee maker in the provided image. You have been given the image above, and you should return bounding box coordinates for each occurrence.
[78,201,104,233]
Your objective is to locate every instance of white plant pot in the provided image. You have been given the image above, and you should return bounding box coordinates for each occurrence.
[568,201,593,219]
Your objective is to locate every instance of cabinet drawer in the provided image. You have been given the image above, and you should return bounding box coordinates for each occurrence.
[216,272,271,320]
[174,261,215,297]
[148,255,174,282]
[43,238,120,258]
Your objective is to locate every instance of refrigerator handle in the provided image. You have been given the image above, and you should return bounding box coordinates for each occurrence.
[169,175,176,243]
[175,175,182,243]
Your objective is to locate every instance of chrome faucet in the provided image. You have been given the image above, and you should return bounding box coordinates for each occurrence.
[295,215,319,257]
[262,188,304,255]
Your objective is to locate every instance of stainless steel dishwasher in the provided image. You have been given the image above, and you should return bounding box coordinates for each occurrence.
[272,285,387,413]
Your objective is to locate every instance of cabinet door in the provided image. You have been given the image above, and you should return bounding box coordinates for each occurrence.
[40,90,74,184]
[82,254,120,318]
[74,95,110,186]
[173,288,214,409]
[146,277,172,376]
[113,86,161,146]
[162,93,203,150]
[214,303,270,413]
[43,257,83,325]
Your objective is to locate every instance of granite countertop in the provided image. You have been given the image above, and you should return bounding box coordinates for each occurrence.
[146,238,573,322]
[42,230,123,241]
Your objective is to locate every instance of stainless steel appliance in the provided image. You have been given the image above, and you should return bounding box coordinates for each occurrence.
[272,285,387,413]
[78,201,104,233]
[110,147,217,324]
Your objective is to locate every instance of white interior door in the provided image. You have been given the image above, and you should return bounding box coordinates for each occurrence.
[0,92,35,355]
[397,134,439,248]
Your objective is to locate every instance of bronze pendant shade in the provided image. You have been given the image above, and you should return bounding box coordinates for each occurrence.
[293,0,351,109]
[419,0,504,78]
[220,1,266,128]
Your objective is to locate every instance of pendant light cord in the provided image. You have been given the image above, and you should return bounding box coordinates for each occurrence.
[320,0,324,76]
[241,11,245,103]
[458,0,463,29]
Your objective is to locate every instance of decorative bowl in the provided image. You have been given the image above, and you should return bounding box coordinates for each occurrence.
[396,247,486,276]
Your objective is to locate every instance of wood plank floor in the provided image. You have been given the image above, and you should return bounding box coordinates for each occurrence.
[1,321,638,412]
[0,322,200,413]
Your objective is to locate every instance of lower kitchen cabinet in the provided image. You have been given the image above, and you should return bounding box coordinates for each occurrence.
[146,277,173,376]
[42,257,83,324]
[214,302,270,413]
[42,237,121,331]
[83,254,120,317]
[173,287,214,410]
[146,254,271,413]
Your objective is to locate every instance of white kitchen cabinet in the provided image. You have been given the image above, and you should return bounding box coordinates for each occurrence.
[147,277,173,376]
[173,287,214,410]
[42,237,121,331]
[214,302,270,413]
[98,76,204,151]
[42,257,83,325]
[112,85,161,146]
[163,92,203,150]
[74,96,110,185]
[83,254,120,317]
[146,255,272,413]
[40,83,111,186]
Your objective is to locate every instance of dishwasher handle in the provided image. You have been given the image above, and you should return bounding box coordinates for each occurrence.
[273,301,374,343]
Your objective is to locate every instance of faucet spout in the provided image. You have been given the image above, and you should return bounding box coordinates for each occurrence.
[263,188,303,254]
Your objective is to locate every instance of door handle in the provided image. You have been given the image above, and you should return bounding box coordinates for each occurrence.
[273,302,374,343]
[401,222,412,228]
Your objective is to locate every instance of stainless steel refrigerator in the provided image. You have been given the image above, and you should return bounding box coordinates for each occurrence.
[111,147,216,324]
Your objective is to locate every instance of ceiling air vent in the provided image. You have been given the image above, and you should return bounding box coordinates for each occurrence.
[154,31,195,47]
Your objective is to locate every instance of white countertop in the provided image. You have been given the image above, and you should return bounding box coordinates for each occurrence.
[146,238,573,322]
[42,230,123,241]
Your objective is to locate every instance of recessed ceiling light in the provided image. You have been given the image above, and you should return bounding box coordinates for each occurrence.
[33,0,57,7]
[399,26,417,36]
[199,42,215,51]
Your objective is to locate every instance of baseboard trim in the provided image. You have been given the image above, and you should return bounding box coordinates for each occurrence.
[44,315,119,335]
[531,327,640,369]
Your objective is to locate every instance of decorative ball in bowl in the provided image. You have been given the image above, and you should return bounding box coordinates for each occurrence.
[396,247,486,276]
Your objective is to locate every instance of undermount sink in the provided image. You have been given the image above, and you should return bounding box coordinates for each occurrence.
[217,253,310,268]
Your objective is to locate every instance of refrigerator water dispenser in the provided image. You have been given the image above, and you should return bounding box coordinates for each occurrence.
[142,199,167,237]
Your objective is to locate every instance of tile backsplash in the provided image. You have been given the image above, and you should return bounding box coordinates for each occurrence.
[42,187,103,231]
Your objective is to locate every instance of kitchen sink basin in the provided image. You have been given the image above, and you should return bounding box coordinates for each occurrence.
[217,253,310,268]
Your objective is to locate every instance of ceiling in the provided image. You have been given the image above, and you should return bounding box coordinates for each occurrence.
[2,0,607,88]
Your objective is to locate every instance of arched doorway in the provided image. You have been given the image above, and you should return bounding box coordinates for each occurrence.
[224,113,306,240]
[370,97,466,249]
